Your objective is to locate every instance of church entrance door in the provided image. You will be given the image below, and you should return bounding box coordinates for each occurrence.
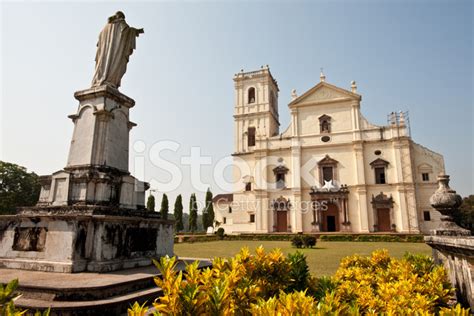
[377,208,391,232]
[276,211,287,232]
[327,216,336,232]
[322,203,339,232]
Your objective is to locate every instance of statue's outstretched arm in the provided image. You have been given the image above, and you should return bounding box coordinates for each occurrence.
[132,27,144,36]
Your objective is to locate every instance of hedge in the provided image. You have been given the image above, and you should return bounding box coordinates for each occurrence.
[175,233,424,243]
[319,234,424,243]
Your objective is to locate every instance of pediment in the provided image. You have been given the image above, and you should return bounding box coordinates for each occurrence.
[370,158,390,168]
[318,155,339,166]
[289,82,360,106]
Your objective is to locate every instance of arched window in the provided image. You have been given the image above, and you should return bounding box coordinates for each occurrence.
[370,158,390,184]
[248,87,256,104]
[319,115,331,133]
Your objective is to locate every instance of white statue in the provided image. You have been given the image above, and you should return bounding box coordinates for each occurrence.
[291,89,298,100]
[91,11,144,89]
[322,180,338,192]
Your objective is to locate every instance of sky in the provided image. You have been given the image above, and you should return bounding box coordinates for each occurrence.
[1,0,472,207]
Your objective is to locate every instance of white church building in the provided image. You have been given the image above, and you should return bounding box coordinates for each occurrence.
[213,66,445,234]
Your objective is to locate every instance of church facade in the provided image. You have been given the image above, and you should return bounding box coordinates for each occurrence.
[213,66,445,234]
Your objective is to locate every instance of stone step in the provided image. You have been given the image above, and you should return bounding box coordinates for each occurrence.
[2,258,212,315]
[16,286,162,316]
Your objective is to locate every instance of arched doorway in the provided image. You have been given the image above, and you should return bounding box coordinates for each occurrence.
[322,203,340,232]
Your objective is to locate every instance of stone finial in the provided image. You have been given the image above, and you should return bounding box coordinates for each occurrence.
[351,80,357,93]
[390,112,397,125]
[291,89,297,100]
[430,174,462,212]
[399,111,405,125]
[320,69,326,82]
[429,174,470,236]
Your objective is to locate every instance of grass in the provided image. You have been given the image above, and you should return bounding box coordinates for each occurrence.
[174,240,432,276]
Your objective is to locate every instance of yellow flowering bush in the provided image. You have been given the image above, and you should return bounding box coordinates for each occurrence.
[129,247,470,316]
[153,246,288,315]
[325,250,454,314]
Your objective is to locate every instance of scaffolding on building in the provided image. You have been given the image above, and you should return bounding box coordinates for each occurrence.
[387,110,411,137]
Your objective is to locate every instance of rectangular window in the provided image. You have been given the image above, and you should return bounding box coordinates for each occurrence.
[250,214,255,223]
[423,211,431,221]
[375,167,386,184]
[223,217,227,224]
[228,206,232,213]
[322,167,333,182]
[248,127,256,147]
[245,182,252,191]
[422,173,430,181]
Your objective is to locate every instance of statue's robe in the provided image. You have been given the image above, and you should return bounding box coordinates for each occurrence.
[91,18,138,88]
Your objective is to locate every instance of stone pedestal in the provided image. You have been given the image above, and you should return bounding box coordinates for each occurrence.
[0,206,174,273]
[0,85,174,273]
[37,86,148,210]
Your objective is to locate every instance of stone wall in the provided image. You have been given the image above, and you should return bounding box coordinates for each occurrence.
[425,236,474,309]
[0,207,174,273]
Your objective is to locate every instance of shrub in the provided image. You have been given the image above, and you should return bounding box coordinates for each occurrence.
[303,235,317,248]
[311,275,337,300]
[128,302,152,316]
[319,234,354,241]
[406,235,425,243]
[404,252,435,276]
[318,234,425,242]
[291,235,304,248]
[328,249,455,314]
[216,227,225,240]
[250,290,317,315]
[287,252,310,292]
[151,246,292,315]
[130,248,470,316]
[355,234,402,242]
[0,279,22,315]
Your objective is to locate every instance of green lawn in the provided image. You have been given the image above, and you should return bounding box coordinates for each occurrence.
[174,240,432,276]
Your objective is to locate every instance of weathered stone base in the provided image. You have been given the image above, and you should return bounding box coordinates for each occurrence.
[0,206,174,273]
[424,235,474,309]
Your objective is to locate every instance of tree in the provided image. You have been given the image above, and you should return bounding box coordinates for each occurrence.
[0,161,40,214]
[146,194,155,212]
[160,194,169,220]
[201,208,208,231]
[202,188,215,229]
[188,193,198,232]
[454,195,474,234]
[174,195,184,232]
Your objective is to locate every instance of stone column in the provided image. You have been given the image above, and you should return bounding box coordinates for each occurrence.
[353,142,369,232]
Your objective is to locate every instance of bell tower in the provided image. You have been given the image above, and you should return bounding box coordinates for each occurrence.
[233,65,280,153]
